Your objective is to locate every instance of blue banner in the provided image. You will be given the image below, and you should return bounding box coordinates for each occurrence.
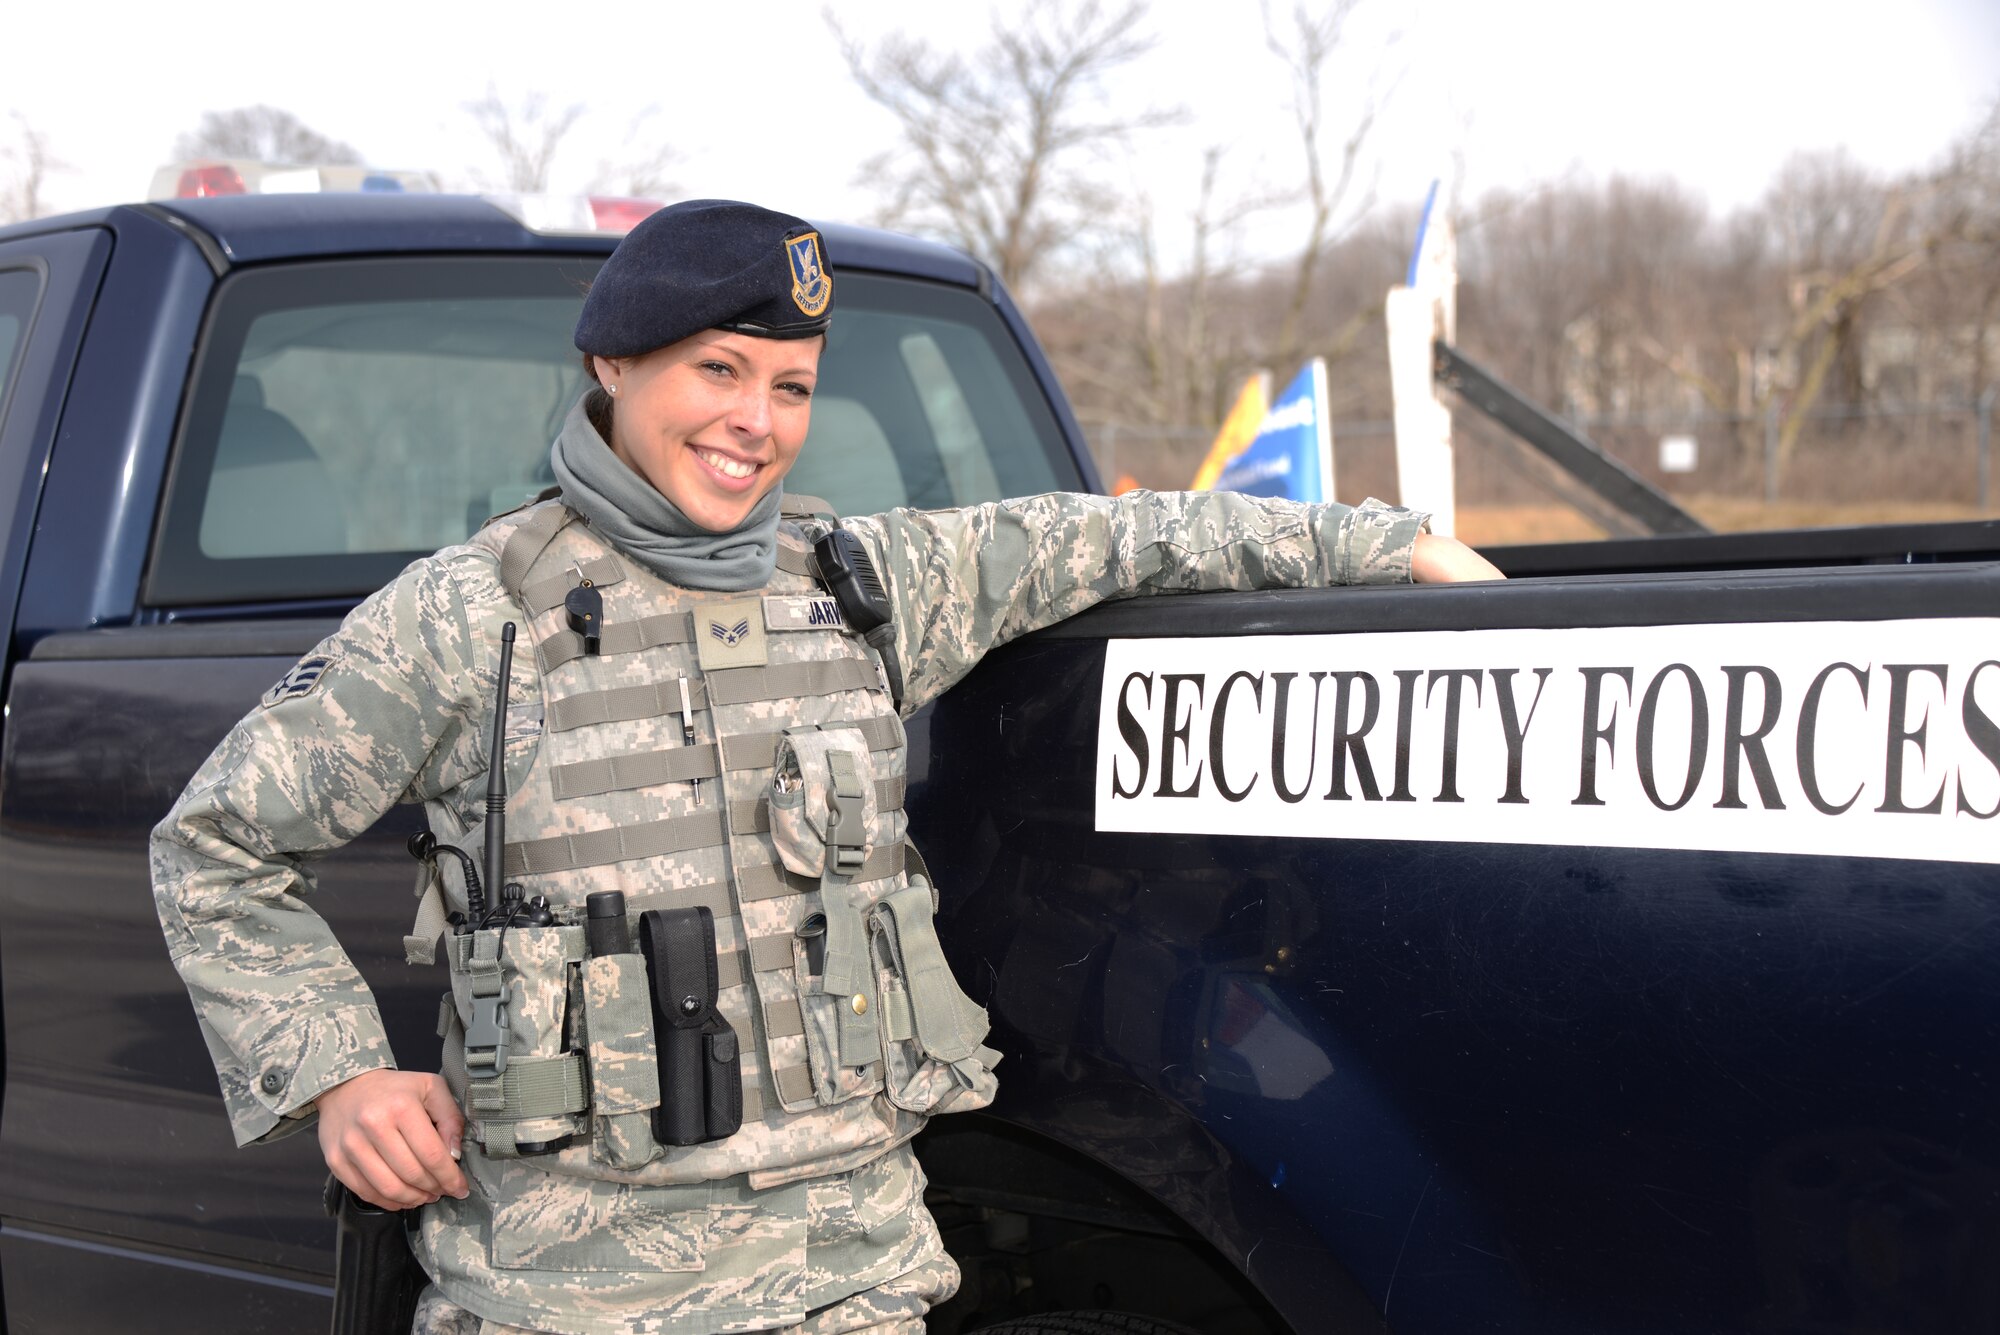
[1214,358,1333,503]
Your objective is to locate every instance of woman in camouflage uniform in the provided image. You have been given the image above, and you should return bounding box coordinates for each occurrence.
[152,199,1501,1335]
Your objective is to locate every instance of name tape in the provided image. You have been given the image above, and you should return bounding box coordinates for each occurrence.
[764,595,845,632]
[1095,619,2000,864]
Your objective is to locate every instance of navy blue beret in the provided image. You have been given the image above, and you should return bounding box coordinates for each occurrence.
[575,198,833,357]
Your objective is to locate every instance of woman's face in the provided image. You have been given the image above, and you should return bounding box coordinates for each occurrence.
[594,330,820,532]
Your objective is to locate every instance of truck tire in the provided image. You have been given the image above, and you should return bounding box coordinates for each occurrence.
[972,1313,1206,1335]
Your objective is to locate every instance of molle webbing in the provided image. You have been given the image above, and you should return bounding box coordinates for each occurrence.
[499,505,581,595]
[547,660,877,733]
[447,1014,801,1113]
[722,1071,813,1123]
[596,892,797,986]
[729,777,903,835]
[443,1047,590,1123]
[552,743,723,800]
[775,545,816,578]
[440,1008,813,1130]
[504,811,728,877]
[552,716,901,798]
[519,556,624,618]
[624,881,734,924]
[609,901,795,986]
[549,679,710,733]
[762,996,806,1039]
[503,817,903,883]
[706,658,881,707]
[551,738,901,816]
[718,715,902,773]
[445,1059,805,1133]
[538,610,695,672]
[738,844,902,899]
[771,1065,813,1108]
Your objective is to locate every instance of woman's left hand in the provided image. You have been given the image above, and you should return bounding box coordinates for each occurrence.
[1411,533,1505,583]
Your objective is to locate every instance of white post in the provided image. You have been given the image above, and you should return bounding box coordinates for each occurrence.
[1386,184,1458,536]
[1310,357,1337,505]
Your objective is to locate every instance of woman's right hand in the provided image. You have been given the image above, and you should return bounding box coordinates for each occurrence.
[316,1068,469,1210]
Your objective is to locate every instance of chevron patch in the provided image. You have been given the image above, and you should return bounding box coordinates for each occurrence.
[261,655,333,708]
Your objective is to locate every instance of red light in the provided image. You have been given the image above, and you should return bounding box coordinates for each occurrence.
[177,164,248,198]
[588,196,664,233]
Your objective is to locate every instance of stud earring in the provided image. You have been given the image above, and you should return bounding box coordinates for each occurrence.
[607,384,618,395]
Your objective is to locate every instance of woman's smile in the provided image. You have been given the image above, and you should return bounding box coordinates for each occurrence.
[594,330,820,532]
[692,444,762,485]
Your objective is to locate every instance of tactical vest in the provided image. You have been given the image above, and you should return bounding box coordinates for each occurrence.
[408,498,998,1185]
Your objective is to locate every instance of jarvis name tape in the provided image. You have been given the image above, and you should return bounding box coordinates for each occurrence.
[1095,618,2000,865]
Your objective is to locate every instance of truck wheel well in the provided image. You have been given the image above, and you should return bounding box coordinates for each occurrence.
[915,1117,1295,1335]
[969,1311,1203,1335]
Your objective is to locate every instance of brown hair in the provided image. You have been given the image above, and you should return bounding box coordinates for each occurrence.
[580,351,614,439]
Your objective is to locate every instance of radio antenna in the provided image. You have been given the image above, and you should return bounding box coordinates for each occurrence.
[481,622,517,924]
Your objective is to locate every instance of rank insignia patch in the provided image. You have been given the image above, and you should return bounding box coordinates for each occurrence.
[787,231,831,317]
[695,597,769,670]
[262,655,332,708]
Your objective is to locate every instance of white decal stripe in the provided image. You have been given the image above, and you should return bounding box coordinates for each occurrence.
[1094,619,2000,864]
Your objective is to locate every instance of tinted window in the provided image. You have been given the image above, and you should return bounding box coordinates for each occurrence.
[149,259,1079,606]
[791,274,1070,509]
[0,267,43,437]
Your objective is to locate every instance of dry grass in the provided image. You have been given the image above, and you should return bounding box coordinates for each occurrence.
[1455,498,1996,548]
[1455,507,1608,545]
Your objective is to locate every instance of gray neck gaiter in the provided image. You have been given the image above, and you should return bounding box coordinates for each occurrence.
[548,398,781,592]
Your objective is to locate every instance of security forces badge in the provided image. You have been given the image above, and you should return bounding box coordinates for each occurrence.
[786,231,831,318]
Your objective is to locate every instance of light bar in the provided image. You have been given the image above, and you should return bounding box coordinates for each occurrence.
[149,159,440,201]
[480,193,668,236]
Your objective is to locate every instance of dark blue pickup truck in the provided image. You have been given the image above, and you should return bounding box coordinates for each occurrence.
[1,194,1997,1335]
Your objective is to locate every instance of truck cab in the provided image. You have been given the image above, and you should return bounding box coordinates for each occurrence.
[2,194,1998,1335]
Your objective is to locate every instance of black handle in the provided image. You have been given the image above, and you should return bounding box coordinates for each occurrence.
[324,1177,427,1335]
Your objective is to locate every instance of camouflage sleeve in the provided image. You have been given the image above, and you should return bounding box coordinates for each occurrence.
[843,490,1428,714]
[150,549,511,1147]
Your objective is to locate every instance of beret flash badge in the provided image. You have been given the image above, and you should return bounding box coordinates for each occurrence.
[787,232,831,318]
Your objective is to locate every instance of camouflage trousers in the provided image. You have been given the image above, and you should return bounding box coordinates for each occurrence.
[410,1254,958,1335]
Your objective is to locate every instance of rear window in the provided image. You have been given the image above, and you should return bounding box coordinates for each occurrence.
[147,257,1078,606]
[0,267,43,436]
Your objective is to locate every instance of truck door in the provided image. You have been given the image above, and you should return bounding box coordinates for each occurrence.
[0,246,1083,1331]
[0,227,112,686]
[915,551,2000,1335]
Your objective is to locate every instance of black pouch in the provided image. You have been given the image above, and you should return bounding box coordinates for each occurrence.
[638,907,743,1145]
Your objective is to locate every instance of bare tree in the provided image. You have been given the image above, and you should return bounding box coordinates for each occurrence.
[1,114,61,223]
[1765,155,1926,469]
[466,87,586,193]
[1264,0,1397,373]
[591,144,680,200]
[1080,147,1287,430]
[833,0,1179,293]
[587,107,681,199]
[1899,98,2000,404]
[173,106,361,164]
[1623,152,1929,480]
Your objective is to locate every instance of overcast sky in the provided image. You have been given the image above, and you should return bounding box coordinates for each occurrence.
[8,0,1997,266]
